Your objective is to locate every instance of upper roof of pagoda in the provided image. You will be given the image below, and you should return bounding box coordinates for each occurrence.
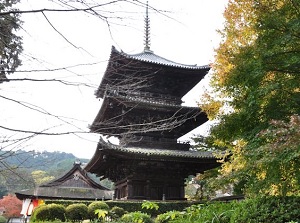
[121,49,209,70]
[96,46,210,99]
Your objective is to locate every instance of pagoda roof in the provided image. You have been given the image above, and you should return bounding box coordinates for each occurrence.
[96,46,210,99]
[90,94,208,138]
[15,162,113,200]
[84,137,219,176]
[120,49,209,70]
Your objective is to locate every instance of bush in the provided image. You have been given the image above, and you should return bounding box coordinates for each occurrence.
[47,203,66,222]
[153,196,300,223]
[108,206,126,220]
[170,202,236,223]
[88,201,109,219]
[155,211,182,223]
[65,203,88,222]
[106,201,199,215]
[231,196,300,223]
[142,201,159,217]
[31,204,49,222]
[121,211,153,223]
[0,216,7,223]
[31,203,66,222]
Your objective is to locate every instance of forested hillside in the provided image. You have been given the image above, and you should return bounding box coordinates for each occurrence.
[3,150,89,175]
[0,150,90,197]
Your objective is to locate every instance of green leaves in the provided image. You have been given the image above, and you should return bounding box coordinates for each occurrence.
[200,0,300,197]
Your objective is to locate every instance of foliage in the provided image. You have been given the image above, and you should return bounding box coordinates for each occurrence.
[47,203,66,222]
[121,211,153,223]
[31,170,55,186]
[108,206,126,220]
[65,203,88,222]
[31,204,49,222]
[0,0,23,82]
[197,0,300,197]
[45,199,91,207]
[169,203,235,223]
[94,209,108,222]
[31,203,65,222]
[0,194,22,218]
[155,211,182,223]
[231,196,300,223]
[141,201,159,217]
[154,197,300,223]
[0,216,6,223]
[88,201,109,219]
[105,201,198,215]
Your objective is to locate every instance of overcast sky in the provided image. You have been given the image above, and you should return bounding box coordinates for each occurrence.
[0,0,227,159]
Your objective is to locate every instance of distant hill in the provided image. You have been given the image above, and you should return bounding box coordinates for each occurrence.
[3,150,89,175]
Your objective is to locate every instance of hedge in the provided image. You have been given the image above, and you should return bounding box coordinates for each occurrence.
[31,203,65,222]
[156,196,300,223]
[65,203,88,222]
[231,196,300,223]
[44,199,200,215]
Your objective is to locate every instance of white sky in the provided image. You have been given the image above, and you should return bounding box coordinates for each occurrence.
[0,0,227,159]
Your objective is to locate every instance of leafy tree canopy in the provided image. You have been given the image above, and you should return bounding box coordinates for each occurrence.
[0,0,23,82]
[198,0,300,197]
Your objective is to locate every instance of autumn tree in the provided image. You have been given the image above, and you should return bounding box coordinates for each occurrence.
[198,0,300,197]
[0,194,22,218]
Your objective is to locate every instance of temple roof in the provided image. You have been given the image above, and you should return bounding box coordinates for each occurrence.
[15,162,113,200]
[90,94,208,138]
[121,50,209,70]
[84,137,219,177]
[95,139,215,159]
[96,46,210,99]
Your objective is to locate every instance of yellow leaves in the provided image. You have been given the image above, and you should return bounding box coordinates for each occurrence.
[31,170,55,186]
[219,139,247,176]
[197,91,223,120]
[256,170,266,180]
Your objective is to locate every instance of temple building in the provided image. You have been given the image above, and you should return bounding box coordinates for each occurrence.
[16,161,113,202]
[84,3,220,200]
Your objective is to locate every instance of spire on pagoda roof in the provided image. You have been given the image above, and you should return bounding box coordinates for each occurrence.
[144,1,152,53]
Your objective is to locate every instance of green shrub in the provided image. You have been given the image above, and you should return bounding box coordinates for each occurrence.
[106,201,199,215]
[65,203,88,222]
[108,206,126,220]
[88,201,109,219]
[0,216,7,223]
[31,204,49,222]
[47,203,66,222]
[155,210,182,223]
[142,201,159,217]
[121,211,153,223]
[31,203,66,222]
[231,196,300,223]
[168,202,236,223]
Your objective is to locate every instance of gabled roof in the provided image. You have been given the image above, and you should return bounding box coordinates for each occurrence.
[15,162,113,201]
[40,162,106,189]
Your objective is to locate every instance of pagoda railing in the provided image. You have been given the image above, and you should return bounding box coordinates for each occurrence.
[106,88,182,106]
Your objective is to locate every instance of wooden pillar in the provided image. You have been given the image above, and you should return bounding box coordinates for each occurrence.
[127,179,133,199]
[146,180,151,199]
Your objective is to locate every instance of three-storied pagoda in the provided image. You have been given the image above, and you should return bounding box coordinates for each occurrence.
[84,3,219,200]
